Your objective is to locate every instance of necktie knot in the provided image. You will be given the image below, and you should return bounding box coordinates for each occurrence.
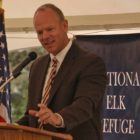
[52,57,58,67]
[52,57,57,63]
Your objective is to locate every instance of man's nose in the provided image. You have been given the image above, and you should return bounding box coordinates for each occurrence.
[42,30,49,40]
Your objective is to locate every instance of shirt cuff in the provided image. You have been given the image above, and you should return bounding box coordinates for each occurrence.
[54,113,65,128]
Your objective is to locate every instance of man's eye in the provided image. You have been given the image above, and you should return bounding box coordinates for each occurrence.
[47,28,54,32]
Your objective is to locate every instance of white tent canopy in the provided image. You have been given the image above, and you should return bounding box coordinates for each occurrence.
[2,0,140,51]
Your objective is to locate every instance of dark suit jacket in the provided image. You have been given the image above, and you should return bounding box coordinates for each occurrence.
[17,41,107,140]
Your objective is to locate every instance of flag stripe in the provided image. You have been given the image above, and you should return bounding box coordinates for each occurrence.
[0,8,11,123]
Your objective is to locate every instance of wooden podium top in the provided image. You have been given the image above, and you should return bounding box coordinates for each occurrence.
[0,123,73,140]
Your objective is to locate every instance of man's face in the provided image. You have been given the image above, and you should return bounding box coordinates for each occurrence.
[34,9,68,55]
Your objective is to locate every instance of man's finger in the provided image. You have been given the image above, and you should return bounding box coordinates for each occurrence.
[38,103,46,108]
[29,110,38,116]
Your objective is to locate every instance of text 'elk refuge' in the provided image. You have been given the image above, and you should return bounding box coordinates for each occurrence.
[102,72,139,134]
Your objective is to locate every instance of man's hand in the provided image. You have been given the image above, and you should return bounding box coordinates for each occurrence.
[29,104,62,127]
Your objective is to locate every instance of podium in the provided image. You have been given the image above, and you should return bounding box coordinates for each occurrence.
[0,123,72,140]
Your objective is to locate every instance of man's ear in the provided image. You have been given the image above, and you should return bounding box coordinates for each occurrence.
[62,19,68,32]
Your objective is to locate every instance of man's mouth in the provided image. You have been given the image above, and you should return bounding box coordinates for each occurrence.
[44,40,55,46]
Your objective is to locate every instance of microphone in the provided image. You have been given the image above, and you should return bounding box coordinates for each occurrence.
[12,51,37,78]
[0,52,37,92]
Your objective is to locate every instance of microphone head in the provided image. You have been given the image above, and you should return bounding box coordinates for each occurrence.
[12,52,37,78]
[28,52,37,60]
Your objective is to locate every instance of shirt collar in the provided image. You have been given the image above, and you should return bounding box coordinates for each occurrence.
[50,39,72,64]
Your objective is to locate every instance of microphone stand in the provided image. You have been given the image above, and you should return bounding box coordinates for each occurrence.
[0,72,21,105]
[0,75,14,92]
[0,70,21,93]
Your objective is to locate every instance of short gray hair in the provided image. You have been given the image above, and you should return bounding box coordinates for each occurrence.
[34,3,65,21]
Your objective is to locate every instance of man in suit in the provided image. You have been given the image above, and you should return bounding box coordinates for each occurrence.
[17,3,107,140]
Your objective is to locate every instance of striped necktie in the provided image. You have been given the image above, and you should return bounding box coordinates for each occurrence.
[39,57,58,129]
[41,57,58,105]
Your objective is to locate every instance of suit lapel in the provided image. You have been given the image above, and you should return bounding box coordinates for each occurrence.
[47,43,78,105]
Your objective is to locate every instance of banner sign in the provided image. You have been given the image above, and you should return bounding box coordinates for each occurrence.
[76,34,140,140]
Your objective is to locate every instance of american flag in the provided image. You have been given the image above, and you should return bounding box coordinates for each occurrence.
[0,9,11,123]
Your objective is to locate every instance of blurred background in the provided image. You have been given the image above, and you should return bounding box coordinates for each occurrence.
[2,0,140,122]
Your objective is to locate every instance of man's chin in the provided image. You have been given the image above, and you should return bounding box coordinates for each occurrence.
[47,49,56,55]
[44,46,53,52]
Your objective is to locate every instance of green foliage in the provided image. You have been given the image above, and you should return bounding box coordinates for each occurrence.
[9,47,46,122]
